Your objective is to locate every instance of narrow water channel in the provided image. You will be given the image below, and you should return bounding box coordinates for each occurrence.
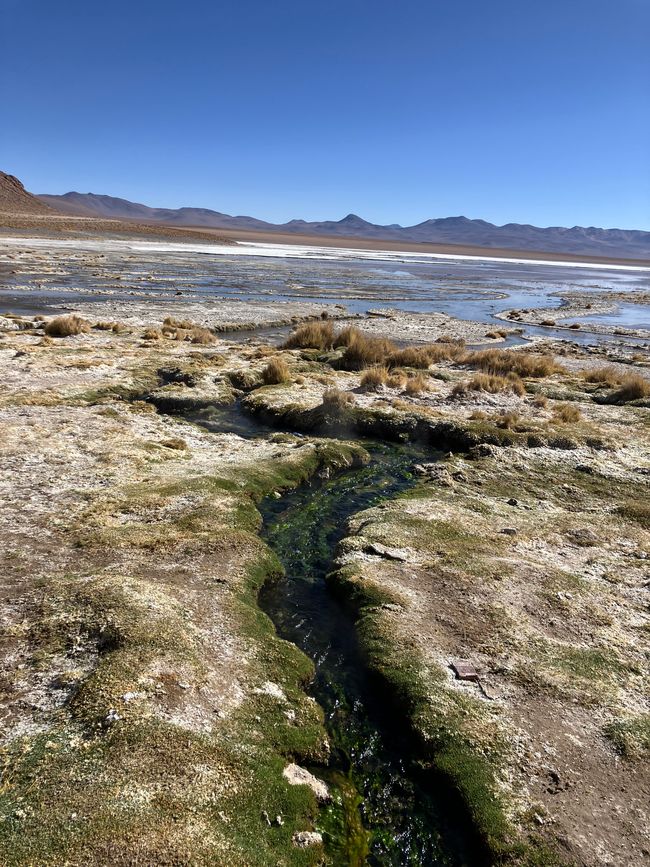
[186,403,485,864]
[258,441,486,866]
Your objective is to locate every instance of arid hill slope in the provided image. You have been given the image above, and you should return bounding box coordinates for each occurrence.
[0,171,54,215]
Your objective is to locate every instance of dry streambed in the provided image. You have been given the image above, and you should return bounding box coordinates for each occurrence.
[0,311,648,865]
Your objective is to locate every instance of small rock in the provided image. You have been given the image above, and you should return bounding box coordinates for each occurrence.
[177,682,190,690]
[450,661,479,682]
[292,831,323,848]
[500,527,518,536]
[275,815,284,826]
[104,709,121,727]
[575,464,595,474]
[507,498,518,506]
[283,764,330,802]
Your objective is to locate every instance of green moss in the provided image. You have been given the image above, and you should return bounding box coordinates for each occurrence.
[604,715,650,759]
[0,438,373,864]
[354,609,517,857]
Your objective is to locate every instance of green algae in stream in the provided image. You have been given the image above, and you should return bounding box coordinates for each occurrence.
[258,442,489,866]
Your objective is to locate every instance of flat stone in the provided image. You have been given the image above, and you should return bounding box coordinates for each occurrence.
[283,763,330,802]
[450,661,480,682]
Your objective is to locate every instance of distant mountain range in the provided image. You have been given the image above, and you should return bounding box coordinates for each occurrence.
[0,174,642,258]
[36,191,650,259]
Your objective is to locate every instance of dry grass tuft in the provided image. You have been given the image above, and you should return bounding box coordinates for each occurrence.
[387,347,434,369]
[342,333,397,369]
[462,348,562,378]
[452,372,525,397]
[333,325,363,348]
[360,366,388,389]
[404,374,429,395]
[553,403,581,423]
[143,327,162,340]
[485,329,510,339]
[436,335,466,346]
[611,375,650,403]
[583,367,650,402]
[44,315,90,337]
[497,411,519,429]
[386,372,407,389]
[283,320,335,350]
[322,388,355,410]
[583,366,623,387]
[262,356,291,385]
[533,394,548,408]
[163,316,196,330]
[189,327,216,345]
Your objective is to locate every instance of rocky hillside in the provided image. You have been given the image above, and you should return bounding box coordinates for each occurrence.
[0,171,55,215]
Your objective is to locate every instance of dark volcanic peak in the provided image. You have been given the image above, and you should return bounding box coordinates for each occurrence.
[31,182,650,260]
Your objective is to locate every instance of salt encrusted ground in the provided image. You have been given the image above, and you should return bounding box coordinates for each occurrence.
[0,277,648,865]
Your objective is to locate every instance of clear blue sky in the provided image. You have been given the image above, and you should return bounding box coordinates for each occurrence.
[1,0,648,229]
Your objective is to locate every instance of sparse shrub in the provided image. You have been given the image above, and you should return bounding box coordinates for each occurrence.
[404,374,428,395]
[461,348,562,378]
[484,331,499,339]
[262,356,291,384]
[452,372,525,397]
[322,387,355,410]
[469,410,488,420]
[533,394,548,408]
[143,327,162,340]
[283,320,335,350]
[360,366,388,389]
[44,315,90,337]
[553,403,581,423]
[540,319,556,327]
[111,322,127,333]
[94,321,115,331]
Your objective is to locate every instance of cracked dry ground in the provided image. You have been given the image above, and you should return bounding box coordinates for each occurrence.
[0,309,649,866]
